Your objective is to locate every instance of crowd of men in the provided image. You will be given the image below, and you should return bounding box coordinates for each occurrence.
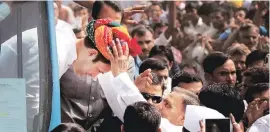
[50,0,269,132]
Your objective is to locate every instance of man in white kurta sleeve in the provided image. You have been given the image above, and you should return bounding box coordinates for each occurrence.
[54,2,77,78]
[98,40,199,132]
[98,71,183,132]
[247,114,269,132]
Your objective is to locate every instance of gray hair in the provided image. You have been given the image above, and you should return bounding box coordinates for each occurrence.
[173,87,200,105]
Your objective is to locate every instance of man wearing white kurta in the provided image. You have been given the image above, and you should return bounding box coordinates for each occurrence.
[98,71,183,132]
[97,41,199,132]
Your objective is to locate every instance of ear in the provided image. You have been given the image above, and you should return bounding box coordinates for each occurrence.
[205,73,213,84]
[158,128,162,132]
[87,48,98,56]
[121,124,125,132]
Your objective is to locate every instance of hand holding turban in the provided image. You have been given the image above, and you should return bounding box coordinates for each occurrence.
[86,18,142,60]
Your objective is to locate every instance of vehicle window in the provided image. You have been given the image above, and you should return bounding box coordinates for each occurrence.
[0,2,51,132]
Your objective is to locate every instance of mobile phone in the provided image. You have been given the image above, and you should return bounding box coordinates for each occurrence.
[205,118,232,132]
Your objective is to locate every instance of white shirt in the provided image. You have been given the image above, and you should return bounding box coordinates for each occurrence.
[248,114,270,132]
[0,27,39,131]
[183,18,217,38]
[154,31,172,46]
[55,20,77,78]
[98,72,183,132]
[164,77,172,97]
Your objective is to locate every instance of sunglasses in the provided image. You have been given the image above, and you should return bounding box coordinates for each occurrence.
[141,92,162,104]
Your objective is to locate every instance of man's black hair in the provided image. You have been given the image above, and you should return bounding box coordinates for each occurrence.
[172,71,202,88]
[185,1,201,11]
[131,25,154,38]
[153,22,168,32]
[212,7,231,19]
[199,83,245,122]
[73,28,82,34]
[246,50,268,68]
[92,1,123,19]
[202,52,230,74]
[84,37,110,64]
[123,101,161,132]
[151,72,166,94]
[149,45,181,77]
[243,66,269,84]
[198,2,218,16]
[234,7,248,16]
[246,8,256,20]
[51,123,85,132]
[220,2,237,18]
[149,45,175,63]
[139,58,168,74]
[150,1,162,9]
[245,83,269,104]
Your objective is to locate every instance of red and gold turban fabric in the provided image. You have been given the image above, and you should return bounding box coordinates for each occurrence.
[86,18,142,60]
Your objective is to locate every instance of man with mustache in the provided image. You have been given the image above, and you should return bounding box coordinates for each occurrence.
[131,25,155,61]
[131,25,155,78]
[98,43,199,132]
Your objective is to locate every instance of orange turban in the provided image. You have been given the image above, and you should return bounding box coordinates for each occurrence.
[86,18,142,60]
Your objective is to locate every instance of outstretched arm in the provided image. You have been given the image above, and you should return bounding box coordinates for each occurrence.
[74,0,95,9]
[98,39,146,121]
[222,28,239,52]
[98,39,182,132]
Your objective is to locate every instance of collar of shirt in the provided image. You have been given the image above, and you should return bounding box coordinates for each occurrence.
[184,17,207,36]
[134,56,142,67]
[134,56,142,78]
[248,114,270,132]
[160,118,183,132]
[196,17,204,26]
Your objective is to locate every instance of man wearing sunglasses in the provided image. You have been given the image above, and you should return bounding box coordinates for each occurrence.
[139,73,165,105]
[139,58,171,96]
[98,43,200,131]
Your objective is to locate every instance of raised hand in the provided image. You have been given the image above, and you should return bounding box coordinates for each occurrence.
[134,69,153,92]
[197,35,213,52]
[199,120,205,132]
[245,98,268,127]
[122,5,147,25]
[108,38,129,77]
[230,114,244,132]
[257,36,270,50]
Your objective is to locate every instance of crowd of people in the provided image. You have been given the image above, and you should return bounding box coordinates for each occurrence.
[50,0,269,132]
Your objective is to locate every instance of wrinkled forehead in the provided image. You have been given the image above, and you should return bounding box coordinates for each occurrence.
[167,91,184,104]
[235,9,246,14]
[240,27,259,36]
